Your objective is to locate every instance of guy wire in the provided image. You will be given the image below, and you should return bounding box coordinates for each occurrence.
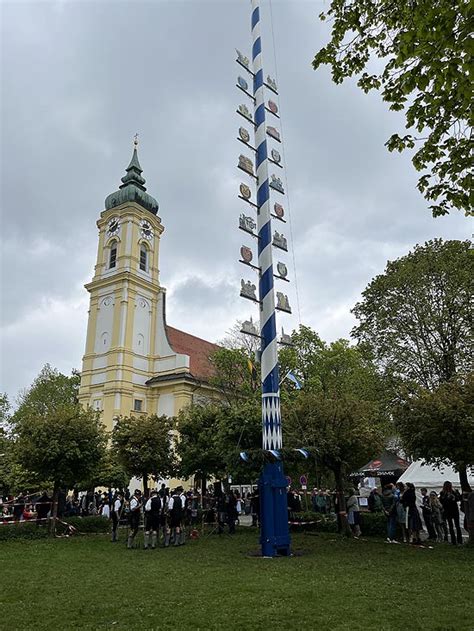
[268,0,302,327]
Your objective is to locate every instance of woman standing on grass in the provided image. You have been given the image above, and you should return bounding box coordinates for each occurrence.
[346,489,361,538]
[395,482,408,543]
[401,482,423,545]
[439,481,463,545]
[429,491,447,542]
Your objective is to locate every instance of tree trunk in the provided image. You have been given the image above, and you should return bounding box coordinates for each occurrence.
[334,464,352,537]
[200,474,207,506]
[458,463,473,545]
[142,472,149,498]
[49,480,59,536]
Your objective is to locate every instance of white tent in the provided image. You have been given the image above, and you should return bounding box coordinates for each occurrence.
[398,460,474,493]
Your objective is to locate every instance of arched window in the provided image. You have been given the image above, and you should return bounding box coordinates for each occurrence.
[139,243,148,271]
[109,240,118,268]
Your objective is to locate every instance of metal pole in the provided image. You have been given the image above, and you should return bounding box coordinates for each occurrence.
[251,0,291,557]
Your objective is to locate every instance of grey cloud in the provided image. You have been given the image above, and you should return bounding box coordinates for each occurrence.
[1,0,469,400]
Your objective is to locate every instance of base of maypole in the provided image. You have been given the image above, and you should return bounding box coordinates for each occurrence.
[259,461,291,557]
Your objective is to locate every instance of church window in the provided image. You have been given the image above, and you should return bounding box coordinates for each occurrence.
[133,399,143,412]
[139,244,148,271]
[109,241,118,268]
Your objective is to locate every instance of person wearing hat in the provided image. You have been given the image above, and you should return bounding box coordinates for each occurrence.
[127,489,142,549]
[144,490,161,549]
[167,488,184,546]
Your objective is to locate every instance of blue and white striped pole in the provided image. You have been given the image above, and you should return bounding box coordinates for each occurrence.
[251,0,291,557]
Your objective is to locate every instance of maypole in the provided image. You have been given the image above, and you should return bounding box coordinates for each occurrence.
[236,0,291,557]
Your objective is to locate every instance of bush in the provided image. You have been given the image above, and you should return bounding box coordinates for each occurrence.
[290,511,338,533]
[0,516,110,540]
[63,516,110,533]
[360,511,387,538]
[0,521,50,541]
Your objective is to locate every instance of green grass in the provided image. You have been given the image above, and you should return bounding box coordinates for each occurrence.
[0,528,472,630]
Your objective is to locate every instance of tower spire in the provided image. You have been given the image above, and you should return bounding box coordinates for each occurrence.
[104,139,159,215]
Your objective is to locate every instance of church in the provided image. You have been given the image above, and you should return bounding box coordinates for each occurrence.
[78,141,219,431]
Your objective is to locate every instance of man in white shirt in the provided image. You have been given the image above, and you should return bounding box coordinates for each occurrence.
[127,490,142,549]
[144,490,161,549]
[111,493,122,543]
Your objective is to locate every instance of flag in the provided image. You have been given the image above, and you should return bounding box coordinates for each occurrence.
[247,358,258,381]
[286,371,302,389]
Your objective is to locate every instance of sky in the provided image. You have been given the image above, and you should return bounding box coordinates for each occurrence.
[0,0,469,403]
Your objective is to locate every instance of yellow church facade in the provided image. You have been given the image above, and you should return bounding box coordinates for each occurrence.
[78,144,218,439]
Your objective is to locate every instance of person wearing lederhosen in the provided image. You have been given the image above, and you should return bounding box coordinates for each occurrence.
[144,490,161,549]
[111,492,123,542]
[167,489,184,546]
[127,489,142,549]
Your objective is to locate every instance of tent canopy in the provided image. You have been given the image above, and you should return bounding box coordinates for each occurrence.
[351,450,409,478]
[398,460,474,491]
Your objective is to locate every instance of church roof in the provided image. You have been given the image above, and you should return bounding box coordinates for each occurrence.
[166,326,219,381]
[104,146,159,215]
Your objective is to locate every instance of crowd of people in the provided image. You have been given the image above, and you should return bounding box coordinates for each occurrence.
[346,481,467,545]
[1,479,469,547]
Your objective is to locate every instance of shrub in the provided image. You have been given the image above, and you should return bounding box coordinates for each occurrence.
[0,521,50,541]
[63,516,110,533]
[360,511,387,538]
[290,511,338,533]
[0,516,110,540]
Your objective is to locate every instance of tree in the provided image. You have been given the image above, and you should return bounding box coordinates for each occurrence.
[352,240,473,390]
[219,320,260,355]
[176,400,262,491]
[396,373,474,542]
[209,347,259,404]
[283,336,388,534]
[14,364,80,422]
[112,415,175,496]
[313,0,472,217]
[13,405,106,524]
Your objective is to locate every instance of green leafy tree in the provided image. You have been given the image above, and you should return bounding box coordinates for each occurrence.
[313,0,472,216]
[352,240,473,389]
[14,364,80,422]
[209,347,259,404]
[176,400,262,491]
[283,336,388,534]
[112,415,175,496]
[13,406,106,523]
[78,450,130,492]
[396,373,474,542]
[176,404,226,493]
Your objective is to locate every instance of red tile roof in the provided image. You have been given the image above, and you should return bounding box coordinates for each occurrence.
[166,326,219,381]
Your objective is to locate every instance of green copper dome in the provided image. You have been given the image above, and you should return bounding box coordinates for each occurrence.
[105,147,159,215]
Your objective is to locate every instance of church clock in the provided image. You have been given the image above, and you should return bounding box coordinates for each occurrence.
[107,217,120,237]
[140,220,153,241]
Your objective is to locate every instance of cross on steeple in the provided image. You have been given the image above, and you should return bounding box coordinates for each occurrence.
[133,132,139,147]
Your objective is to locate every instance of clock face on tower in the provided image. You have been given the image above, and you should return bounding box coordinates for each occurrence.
[107,218,120,237]
[140,220,153,241]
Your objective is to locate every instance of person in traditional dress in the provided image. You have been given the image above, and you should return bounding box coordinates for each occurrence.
[127,489,142,549]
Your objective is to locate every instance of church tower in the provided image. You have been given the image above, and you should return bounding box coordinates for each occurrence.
[79,141,218,432]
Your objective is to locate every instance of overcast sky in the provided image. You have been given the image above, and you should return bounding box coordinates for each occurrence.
[0,0,469,402]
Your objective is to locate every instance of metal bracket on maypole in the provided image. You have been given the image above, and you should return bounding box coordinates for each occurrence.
[235,0,291,557]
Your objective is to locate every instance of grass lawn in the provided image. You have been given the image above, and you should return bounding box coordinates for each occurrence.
[0,528,472,630]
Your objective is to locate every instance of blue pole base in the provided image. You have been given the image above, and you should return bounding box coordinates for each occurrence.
[259,461,291,557]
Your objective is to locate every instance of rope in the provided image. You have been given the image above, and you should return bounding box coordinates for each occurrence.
[268,0,302,327]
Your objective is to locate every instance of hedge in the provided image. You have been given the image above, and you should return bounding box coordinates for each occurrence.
[0,516,110,541]
[290,511,390,538]
[0,521,50,541]
[290,512,338,533]
[63,516,110,533]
